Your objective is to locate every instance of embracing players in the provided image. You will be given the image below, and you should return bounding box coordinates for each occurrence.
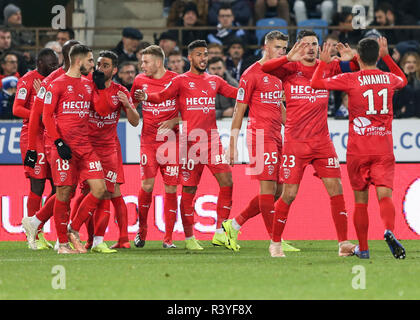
[136,40,238,250]
[310,37,407,259]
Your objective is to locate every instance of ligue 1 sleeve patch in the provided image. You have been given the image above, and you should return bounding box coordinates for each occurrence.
[44,91,53,104]
[37,86,46,99]
[17,88,27,100]
[237,87,245,101]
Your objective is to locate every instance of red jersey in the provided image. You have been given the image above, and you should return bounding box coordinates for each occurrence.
[237,62,283,146]
[263,57,342,142]
[27,67,66,149]
[146,71,237,140]
[131,70,178,145]
[43,74,95,147]
[89,82,134,148]
[13,70,45,133]
[317,66,405,156]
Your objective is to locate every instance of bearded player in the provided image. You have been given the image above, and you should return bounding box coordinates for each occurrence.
[135,40,238,250]
[262,30,358,257]
[131,45,181,249]
[310,37,407,259]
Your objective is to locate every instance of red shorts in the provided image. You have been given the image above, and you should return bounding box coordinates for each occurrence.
[179,139,231,186]
[140,139,179,186]
[347,153,395,191]
[247,136,283,183]
[116,145,124,184]
[20,131,51,179]
[49,143,104,186]
[95,147,118,193]
[281,138,341,184]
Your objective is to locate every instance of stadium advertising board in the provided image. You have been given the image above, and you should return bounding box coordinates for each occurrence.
[1,164,419,241]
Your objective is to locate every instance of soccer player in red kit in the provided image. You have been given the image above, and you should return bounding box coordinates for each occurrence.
[223,30,288,252]
[262,30,357,257]
[130,45,180,249]
[78,50,140,252]
[12,48,58,249]
[21,40,81,250]
[135,40,238,250]
[310,37,407,259]
[24,44,107,254]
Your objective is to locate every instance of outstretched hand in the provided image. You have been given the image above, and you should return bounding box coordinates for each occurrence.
[287,41,308,62]
[336,42,354,61]
[378,36,389,58]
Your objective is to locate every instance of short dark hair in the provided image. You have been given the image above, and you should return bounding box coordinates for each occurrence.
[208,56,224,66]
[0,26,11,34]
[218,3,233,14]
[69,44,92,63]
[37,48,57,63]
[118,61,137,72]
[188,39,207,53]
[375,2,394,14]
[98,50,119,67]
[297,29,318,41]
[0,50,18,64]
[324,33,339,43]
[357,38,379,66]
[167,49,183,58]
[58,28,75,39]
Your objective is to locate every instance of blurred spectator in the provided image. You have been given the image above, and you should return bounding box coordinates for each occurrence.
[370,2,419,44]
[393,51,420,118]
[208,0,253,27]
[207,3,253,47]
[392,40,420,65]
[112,27,143,65]
[335,92,349,119]
[207,56,238,119]
[4,4,34,49]
[167,0,208,27]
[330,11,362,45]
[208,42,225,60]
[157,31,179,59]
[169,2,208,56]
[0,75,17,119]
[44,41,63,65]
[0,26,27,76]
[225,38,256,81]
[55,28,75,47]
[323,33,339,56]
[254,0,290,24]
[167,49,187,73]
[0,51,19,87]
[135,41,151,73]
[115,61,137,92]
[293,0,334,24]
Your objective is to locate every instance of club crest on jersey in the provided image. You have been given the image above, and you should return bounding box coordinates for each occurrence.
[142,84,148,90]
[263,76,269,83]
[67,85,73,92]
[111,95,119,105]
[84,84,92,94]
[209,81,216,90]
[283,168,291,179]
[297,71,303,77]
[189,82,195,89]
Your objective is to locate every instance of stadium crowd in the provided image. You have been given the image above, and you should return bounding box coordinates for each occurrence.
[0,0,419,120]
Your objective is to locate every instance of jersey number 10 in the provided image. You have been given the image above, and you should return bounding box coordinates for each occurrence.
[362,88,389,115]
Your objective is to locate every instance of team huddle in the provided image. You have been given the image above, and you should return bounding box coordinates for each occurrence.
[16,29,407,259]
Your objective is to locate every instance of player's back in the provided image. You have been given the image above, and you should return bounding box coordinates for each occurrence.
[346,69,404,156]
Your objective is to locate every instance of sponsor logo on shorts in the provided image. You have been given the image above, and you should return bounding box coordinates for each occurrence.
[105,170,117,183]
[165,165,179,177]
[88,161,102,172]
[326,157,340,169]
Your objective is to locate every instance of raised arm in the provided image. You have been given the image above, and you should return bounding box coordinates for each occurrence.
[378,37,407,87]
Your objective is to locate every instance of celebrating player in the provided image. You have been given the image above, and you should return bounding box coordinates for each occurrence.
[223,30,288,252]
[261,30,357,257]
[135,40,238,250]
[130,45,180,249]
[310,37,407,259]
[13,48,58,249]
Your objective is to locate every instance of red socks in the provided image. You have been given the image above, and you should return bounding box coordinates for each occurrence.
[259,194,275,238]
[272,198,290,242]
[180,191,195,238]
[353,203,369,251]
[54,198,71,244]
[70,193,87,222]
[164,192,178,243]
[216,186,233,229]
[138,189,153,240]
[36,193,56,222]
[112,196,129,243]
[94,199,111,237]
[330,194,348,242]
[70,193,101,232]
[235,195,260,226]
[27,191,41,217]
[379,197,395,232]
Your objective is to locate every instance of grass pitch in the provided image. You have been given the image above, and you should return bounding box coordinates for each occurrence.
[0,240,419,300]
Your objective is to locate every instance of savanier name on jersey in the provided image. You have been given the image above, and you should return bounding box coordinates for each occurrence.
[357,74,392,86]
